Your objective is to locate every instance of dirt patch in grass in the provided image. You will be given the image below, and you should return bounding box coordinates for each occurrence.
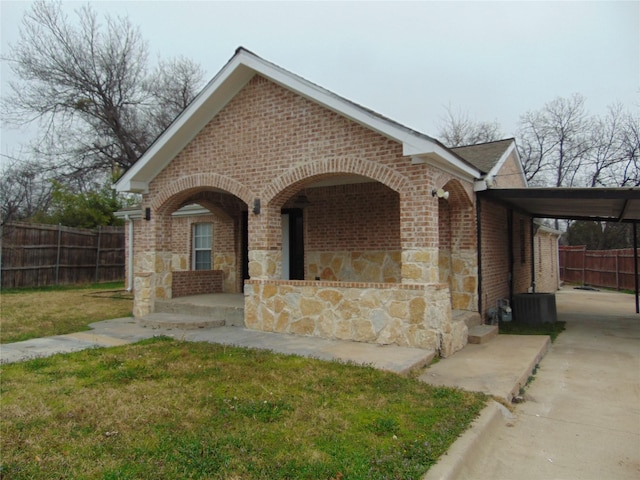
[0,338,486,479]
[0,282,132,343]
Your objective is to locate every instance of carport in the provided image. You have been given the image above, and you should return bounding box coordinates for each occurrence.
[478,187,640,313]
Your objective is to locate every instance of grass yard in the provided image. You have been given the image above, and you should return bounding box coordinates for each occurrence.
[0,338,486,479]
[0,282,133,343]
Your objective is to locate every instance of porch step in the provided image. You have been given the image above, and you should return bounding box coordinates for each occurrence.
[452,310,483,328]
[155,300,245,327]
[139,313,226,330]
[468,324,499,344]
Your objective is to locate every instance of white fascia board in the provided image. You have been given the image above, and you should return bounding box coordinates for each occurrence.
[241,52,475,177]
[114,207,142,219]
[115,48,481,193]
[245,53,427,148]
[115,56,256,193]
[406,142,481,180]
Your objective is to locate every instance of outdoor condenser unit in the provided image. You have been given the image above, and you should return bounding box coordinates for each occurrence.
[513,293,557,325]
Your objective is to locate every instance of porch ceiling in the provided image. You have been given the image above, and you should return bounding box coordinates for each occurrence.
[479,187,640,223]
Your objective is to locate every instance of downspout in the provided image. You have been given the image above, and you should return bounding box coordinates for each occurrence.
[476,196,483,318]
[508,210,514,301]
[125,215,134,293]
[634,221,638,314]
[531,219,536,293]
[556,232,562,291]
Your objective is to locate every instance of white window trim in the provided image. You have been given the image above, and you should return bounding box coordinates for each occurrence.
[192,223,212,270]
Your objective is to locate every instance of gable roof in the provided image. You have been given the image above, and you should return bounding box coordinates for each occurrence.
[452,139,514,174]
[115,47,482,193]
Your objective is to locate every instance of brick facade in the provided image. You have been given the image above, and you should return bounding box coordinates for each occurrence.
[172,270,224,297]
[122,74,481,353]
[118,52,557,354]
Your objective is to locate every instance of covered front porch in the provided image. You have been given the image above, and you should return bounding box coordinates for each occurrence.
[145,275,479,358]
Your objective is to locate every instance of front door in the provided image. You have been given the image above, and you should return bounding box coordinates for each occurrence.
[241,211,249,281]
[282,209,304,280]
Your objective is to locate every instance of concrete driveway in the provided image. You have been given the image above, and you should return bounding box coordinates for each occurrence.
[453,287,640,480]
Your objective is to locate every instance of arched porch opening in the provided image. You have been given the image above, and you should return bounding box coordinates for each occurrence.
[132,180,251,318]
[162,189,248,296]
[274,173,402,284]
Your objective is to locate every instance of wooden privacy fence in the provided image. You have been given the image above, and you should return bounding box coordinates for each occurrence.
[559,245,639,291]
[1,222,125,289]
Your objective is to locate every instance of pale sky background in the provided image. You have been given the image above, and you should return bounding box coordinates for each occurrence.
[1,0,639,160]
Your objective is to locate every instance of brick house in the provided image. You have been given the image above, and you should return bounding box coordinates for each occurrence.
[115,48,551,357]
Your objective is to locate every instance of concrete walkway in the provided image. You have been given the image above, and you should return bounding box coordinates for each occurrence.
[0,316,436,374]
[427,287,640,480]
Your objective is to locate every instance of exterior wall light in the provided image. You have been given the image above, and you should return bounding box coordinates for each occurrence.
[432,188,450,200]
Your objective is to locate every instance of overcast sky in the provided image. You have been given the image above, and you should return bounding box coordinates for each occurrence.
[1,0,638,159]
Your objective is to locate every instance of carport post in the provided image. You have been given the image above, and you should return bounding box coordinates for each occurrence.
[634,222,639,314]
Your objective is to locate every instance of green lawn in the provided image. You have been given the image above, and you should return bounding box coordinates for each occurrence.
[0,338,486,479]
[0,282,132,343]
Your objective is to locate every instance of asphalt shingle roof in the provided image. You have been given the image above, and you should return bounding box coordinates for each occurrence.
[451,139,514,174]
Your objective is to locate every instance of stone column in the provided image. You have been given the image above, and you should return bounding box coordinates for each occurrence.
[131,207,173,317]
[449,205,478,311]
[247,204,282,280]
[400,191,439,284]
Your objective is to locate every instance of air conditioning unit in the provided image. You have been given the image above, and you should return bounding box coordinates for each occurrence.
[513,293,557,325]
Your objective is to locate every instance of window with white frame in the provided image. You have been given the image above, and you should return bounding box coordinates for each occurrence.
[193,223,212,270]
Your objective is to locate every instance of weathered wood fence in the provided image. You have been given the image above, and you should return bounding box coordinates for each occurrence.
[559,245,639,291]
[1,222,125,289]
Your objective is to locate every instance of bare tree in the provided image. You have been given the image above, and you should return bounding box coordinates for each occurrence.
[516,94,591,187]
[583,103,625,187]
[145,56,204,134]
[437,104,503,147]
[1,1,204,222]
[2,1,204,183]
[616,109,640,186]
[0,156,59,223]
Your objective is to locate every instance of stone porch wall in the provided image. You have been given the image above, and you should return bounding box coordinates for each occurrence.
[244,280,467,357]
[307,251,401,283]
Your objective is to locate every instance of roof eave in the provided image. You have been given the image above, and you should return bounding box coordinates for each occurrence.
[115,48,480,192]
[405,142,482,180]
[115,53,256,193]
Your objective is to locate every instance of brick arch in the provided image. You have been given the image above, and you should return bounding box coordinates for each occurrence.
[260,157,414,206]
[152,173,256,213]
[441,178,473,209]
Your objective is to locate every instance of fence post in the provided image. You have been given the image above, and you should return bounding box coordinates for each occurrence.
[55,223,62,285]
[0,222,3,289]
[615,250,620,291]
[95,226,102,283]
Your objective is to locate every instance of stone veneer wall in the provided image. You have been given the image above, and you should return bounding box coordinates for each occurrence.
[133,251,172,318]
[244,280,467,357]
[307,251,401,283]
